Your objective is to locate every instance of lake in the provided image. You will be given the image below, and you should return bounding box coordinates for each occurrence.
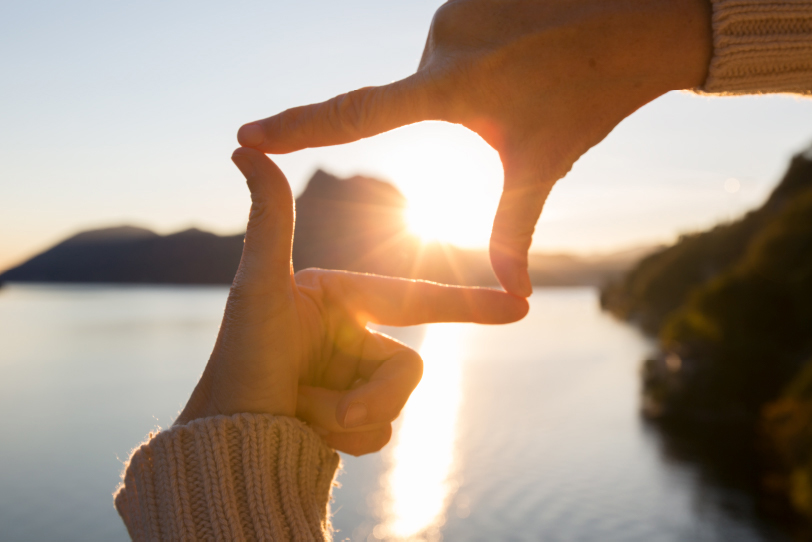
[0,285,789,541]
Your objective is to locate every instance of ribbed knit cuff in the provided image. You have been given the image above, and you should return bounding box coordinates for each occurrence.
[701,0,812,94]
[114,414,341,541]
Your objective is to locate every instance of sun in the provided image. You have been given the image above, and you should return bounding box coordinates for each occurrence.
[406,200,491,247]
[317,121,504,247]
[406,203,452,243]
[384,124,503,248]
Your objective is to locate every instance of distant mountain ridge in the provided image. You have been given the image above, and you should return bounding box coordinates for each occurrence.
[0,170,649,287]
[0,226,245,285]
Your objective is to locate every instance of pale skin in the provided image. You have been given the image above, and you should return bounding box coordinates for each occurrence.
[175,148,529,456]
[237,0,713,297]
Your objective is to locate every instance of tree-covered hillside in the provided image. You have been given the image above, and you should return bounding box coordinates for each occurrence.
[601,150,812,335]
[601,146,812,522]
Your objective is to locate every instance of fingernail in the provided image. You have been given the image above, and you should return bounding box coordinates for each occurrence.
[517,271,533,298]
[343,402,368,428]
[238,123,265,147]
[231,153,255,179]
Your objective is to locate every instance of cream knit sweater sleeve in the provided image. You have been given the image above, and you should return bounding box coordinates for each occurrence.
[114,413,341,541]
[703,0,812,94]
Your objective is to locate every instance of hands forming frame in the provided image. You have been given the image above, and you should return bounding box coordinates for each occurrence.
[179,0,713,455]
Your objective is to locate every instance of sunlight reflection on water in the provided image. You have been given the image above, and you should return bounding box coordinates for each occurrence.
[375,324,465,541]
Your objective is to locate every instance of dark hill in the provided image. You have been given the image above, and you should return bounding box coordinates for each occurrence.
[0,226,245,284]
[601,150,812,334]
[600,145,812,523]
[292,169,415,276]
[601,146,812,420]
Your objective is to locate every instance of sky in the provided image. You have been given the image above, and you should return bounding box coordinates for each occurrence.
[2,0,812,272]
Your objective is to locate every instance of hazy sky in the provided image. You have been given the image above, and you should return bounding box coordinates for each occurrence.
[2,0,812,271]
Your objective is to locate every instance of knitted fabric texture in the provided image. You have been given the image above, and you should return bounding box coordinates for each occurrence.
[703,0,812,94]
[114,414,341,541]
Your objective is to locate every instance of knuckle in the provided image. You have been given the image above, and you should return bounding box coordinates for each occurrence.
[329,89,373,139]
[431,0,466,42]
[245,201,269,231]
[321,272,356,309]
[430,0,491,47]
[267,112,301,152]
[372,426,393,453]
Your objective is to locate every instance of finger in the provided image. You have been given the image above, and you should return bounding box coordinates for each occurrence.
[297,332,423,431]
[297,387,344,432]
[489,155,555,298]
[237,74,434,154]
[297,387,389,433]
[337,332,423,429]
[230,148,295,295]
[323,425,393,456]
[312,270,529,326]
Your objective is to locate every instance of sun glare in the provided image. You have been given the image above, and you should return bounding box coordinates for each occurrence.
[366,122,503,248]
[403,174,501,247]
[406,202,492,246]
[375,324,465,541]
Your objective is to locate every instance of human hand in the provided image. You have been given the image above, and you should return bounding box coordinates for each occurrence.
[237,0,712,297]
[174,148,528,455]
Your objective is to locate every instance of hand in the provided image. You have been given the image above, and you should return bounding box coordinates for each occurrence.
[236,0,712,297]
[175,148,528,455]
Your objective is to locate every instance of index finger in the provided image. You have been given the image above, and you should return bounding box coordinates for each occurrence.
[306,269,529,326]
[237,74,435,154]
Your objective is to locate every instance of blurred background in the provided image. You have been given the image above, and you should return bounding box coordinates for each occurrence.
[2,1,812,540]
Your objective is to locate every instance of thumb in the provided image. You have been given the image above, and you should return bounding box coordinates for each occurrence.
[489,154,555,298]
[237,74,435,154]
[231,148,295,294]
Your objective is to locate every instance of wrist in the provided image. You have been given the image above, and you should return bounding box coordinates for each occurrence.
[525,0,713,94]
[641,0,713,90]
[174,354,300,427]
[174,369,219,426]
[564,0,713,92]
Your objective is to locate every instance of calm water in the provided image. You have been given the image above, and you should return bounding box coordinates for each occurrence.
[0,285,789,541]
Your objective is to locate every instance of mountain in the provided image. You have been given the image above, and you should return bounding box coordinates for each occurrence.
[292,169,411,274]
[0,170,649,287]
[0,226,245,285]
[601,146,812,421]
[601,150,812,335]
